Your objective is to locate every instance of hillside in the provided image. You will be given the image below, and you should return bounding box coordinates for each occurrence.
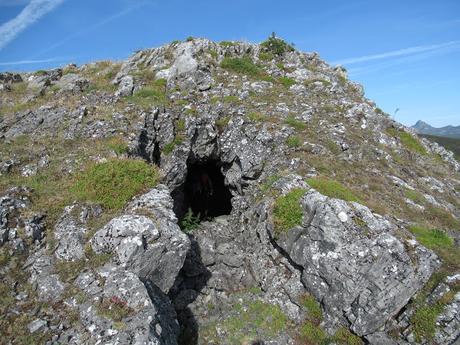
[0,37,459,345]
[421,134,460,160]
[412,120,460,139]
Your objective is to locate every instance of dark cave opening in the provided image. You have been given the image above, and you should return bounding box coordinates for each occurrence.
[172,160,233,226]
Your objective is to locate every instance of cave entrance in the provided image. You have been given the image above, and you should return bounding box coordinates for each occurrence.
[173,160,232,227]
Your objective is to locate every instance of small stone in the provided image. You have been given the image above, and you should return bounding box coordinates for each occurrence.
[338,211,348,222]
[28,319,47,333]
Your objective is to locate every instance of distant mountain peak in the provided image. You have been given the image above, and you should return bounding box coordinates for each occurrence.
[412,120,460,139]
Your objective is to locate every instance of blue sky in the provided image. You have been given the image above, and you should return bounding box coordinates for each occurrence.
[0,0,459,127]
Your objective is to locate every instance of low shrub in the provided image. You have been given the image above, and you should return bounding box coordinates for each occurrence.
[180,208,201,233]
[221,57,264,78]
[260,35,294,56]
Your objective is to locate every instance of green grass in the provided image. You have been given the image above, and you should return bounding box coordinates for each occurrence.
[307,177,360,202]
[286,135,302,148]
[332,327,364,345]
[411,304,444,342]
[247,111,267,122]
[175,118,186,132]
[405,189,425,205]
[222,95,239,103]
[71,158,159,210]
[278,76,296,88]
[259,51,274,61]
[221,57,266,78]
[424,205,460,231]
[300,321,328,345]
[409,225,459,269]
[300,294,323,322]
[273,188,305,235]
[386,128,427,155]
[261,174,281,194]
[409,226,453,248]
[284,115,306,131]
[215,116,230,131]
[106,137,129,155]
[219,40,236,47]
[126,78,167,108]
[220,300,287,344]
[163,136,184,155]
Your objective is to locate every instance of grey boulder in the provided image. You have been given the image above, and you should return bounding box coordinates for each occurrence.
[274,188,440,336]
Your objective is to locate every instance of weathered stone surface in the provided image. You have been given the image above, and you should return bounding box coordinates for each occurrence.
[273,187,440,336]
[54,73,89,92]
[27,69,62,90]
[1,38,459,345]
[91,186,190,294]
[28,318,48,333]
[0,187,31,245]
[54,204,100,261]
[115,75,134,97]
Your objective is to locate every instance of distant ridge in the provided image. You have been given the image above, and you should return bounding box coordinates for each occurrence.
[412,120,460,138]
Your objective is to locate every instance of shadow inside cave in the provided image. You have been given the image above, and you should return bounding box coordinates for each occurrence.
[168,235,211,345]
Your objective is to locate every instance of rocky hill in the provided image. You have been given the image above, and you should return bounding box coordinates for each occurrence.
[412,120,460,139]
[0,37,459,345]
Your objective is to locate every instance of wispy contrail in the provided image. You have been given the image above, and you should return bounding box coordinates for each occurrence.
[0,57,64,65]
[34,1,151,57]
[332,40,460,65]
[0,0,65,51]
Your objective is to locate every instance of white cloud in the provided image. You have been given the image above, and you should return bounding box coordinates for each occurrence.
[332,40,460,66]
[0,0,65,50]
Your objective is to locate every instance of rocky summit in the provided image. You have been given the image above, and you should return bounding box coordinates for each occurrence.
[0,37,459,345]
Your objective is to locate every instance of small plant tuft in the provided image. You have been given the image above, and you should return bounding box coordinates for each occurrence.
[180,208,201,233]
[273,188,305,235]
[278,76,296,88]
[97,296,135,322]
[286,135,302,148]
[284,115,306,131]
